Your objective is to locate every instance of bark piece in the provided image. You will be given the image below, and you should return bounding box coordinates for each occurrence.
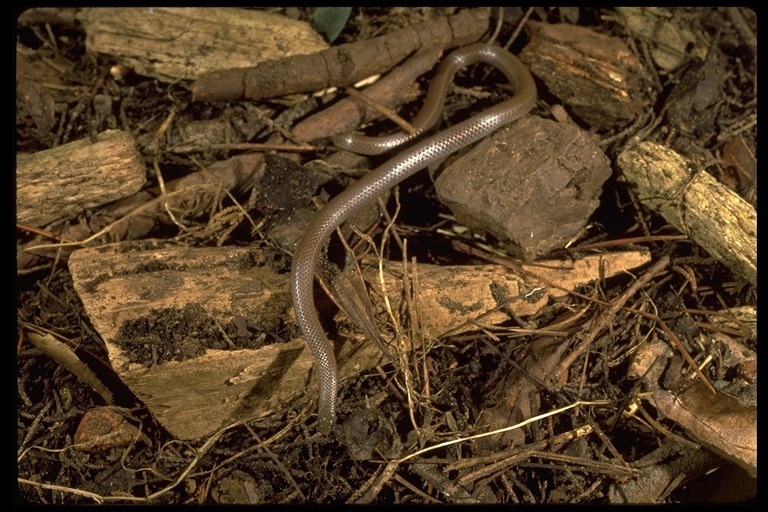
[68,243,344,440]
[520,21,652,129]
[16,130,146,228]
[192,8,490,101]
[435,116,612,260]
[77,7,328,82]
[68,242,649,439]
[365,250,652,340]
[18,152,265,270]
[617,141,756,284]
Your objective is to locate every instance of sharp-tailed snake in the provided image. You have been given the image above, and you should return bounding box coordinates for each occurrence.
[291,43,537,434]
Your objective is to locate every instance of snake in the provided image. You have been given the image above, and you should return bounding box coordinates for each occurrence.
[290,43,537,434]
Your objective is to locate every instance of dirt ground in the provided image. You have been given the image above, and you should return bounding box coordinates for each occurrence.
[16,7,756,504]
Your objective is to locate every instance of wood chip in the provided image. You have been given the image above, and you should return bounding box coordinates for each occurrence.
[77,7,328,82]
[520,21,652,129]
[16,130,146,228]
[617,141,756,284]
[435,116,612,259]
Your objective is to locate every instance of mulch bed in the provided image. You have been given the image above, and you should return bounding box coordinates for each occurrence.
[16,7,756,504]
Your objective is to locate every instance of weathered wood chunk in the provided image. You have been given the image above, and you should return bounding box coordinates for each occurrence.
[16,130,146,228]
[435,116,612,260]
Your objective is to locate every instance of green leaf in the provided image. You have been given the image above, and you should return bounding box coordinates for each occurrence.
[312,7,353,43]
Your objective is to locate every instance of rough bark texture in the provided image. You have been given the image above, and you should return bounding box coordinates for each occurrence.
[16,130,146,228]
[77,7,328,82]
[192,8,491,101]
[18,152,265,270]
[618,141,756,284]
[520,21,652,130]
[435,116,612,260]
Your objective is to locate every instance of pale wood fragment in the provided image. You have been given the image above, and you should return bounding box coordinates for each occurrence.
[69,242,650,439]
[69,243,381,440]
[77,7,328,82]
[367,250,653,340]
[618,141,756,284]
[16,130,146,228]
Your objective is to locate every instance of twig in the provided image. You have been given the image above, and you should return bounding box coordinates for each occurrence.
[24,328,114,405]
[397,400,612,463]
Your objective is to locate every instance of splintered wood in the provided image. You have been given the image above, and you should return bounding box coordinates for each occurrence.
[618,142,756,284]
[16,130,146,228]
[77,7,329,82]
[69,242,650,439]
